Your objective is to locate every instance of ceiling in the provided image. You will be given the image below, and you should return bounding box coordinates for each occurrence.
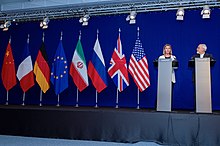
[0,0,219,22]
[0,0,131,11]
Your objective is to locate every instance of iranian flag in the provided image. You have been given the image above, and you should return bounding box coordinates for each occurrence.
[69,38,89,92]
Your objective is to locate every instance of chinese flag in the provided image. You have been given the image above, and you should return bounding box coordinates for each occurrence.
[1,41,17,91]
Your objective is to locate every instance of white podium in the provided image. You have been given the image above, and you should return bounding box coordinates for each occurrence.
[195,58,212,113]
[156,58,172,112]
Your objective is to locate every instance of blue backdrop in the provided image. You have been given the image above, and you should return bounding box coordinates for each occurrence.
[0,8,220,110]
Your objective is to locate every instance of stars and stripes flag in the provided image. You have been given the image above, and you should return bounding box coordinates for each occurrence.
[1,40,17,91]
[128,36,150,92]
[69,38,89,92]
[50,39,68,95]
[108,33,129,92]
[88,37,107,93]
[16,36,35,92]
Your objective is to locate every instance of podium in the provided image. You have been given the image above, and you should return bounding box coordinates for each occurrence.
[155,59,173,112]
[189,58,216,113]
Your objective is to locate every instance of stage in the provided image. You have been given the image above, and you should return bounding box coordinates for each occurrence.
[0,105,220,146]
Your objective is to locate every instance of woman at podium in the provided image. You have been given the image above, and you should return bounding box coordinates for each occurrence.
[155,44,178,111]
[158,44,177,84]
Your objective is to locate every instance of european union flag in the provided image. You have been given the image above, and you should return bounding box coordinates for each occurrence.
[50,40,68,95]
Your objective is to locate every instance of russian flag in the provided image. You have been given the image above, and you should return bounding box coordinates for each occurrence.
[88,37,107,93]
[17,37,34,92]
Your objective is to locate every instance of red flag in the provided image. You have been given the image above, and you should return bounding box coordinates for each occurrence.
[1,41,17,91]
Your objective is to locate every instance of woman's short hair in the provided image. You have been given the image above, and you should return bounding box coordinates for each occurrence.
[163,44,172,55]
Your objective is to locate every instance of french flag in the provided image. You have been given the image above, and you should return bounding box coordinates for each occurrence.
[16,37,34,92]
[88,37,107,93]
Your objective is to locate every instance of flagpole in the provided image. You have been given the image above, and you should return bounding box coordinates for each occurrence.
[5,37,11,105]
[116,89,119,108]
[22,92,25,106]
[42,32,45,42]
[76,89,79,107]
[60,31,63,40]
[115,28,121,109]
[40,90,42,106]
[95,90,98,108]
[57,94,60,107]
[38,32,45,107]
[137,89,140,109]
[75,31,81,108]
[137,27,140,109]
[6,91,9,105]
[95,29,99,108]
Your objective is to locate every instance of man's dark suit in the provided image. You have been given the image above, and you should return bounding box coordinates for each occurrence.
[191,53,214,60]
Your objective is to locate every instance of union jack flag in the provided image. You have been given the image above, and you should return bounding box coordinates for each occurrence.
[108,34,129,92]
[128,36,150,92]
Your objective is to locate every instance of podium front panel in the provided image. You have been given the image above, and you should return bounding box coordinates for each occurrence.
[195,58,212,113]
[157,59,172,112]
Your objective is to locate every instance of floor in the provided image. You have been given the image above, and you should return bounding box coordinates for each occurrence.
[0,135,165,146]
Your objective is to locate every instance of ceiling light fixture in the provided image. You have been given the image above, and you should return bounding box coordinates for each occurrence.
[126,10,137,24]
[79,14,90,26]
[201,5,211,19]
[176,8,184,20]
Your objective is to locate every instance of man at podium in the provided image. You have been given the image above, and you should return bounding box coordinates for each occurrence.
[190,43,215,82]
[189,43,215,113]
[191,44,213,60]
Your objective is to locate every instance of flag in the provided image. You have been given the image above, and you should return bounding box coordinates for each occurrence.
[88,37,107,93]
[34,42,50,93]
[16,38,34,92]
[108,34,129,92]
[128,37,150,92]
[1,41,17,91]
[50,40,68,95]
[70,38,88,92]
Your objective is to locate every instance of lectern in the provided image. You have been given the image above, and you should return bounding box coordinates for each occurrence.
[154,59,176,112]
[189,58,216,113]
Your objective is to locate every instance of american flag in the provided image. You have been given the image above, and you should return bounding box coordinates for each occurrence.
[128,37,150,92]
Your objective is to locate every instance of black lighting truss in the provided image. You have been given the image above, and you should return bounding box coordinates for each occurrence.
[0,0,219,22]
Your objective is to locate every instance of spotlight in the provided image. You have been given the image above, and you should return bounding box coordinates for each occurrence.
[176,8,184,20]
[126,11,137,24]
[79,14,90,26]
[0,21,11,31]
[40,17,49,29]
[201,5,210,19]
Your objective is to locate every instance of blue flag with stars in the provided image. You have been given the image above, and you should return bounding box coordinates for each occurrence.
[50,40,68,95]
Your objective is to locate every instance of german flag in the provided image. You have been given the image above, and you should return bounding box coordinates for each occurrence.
[34,42,50,93]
